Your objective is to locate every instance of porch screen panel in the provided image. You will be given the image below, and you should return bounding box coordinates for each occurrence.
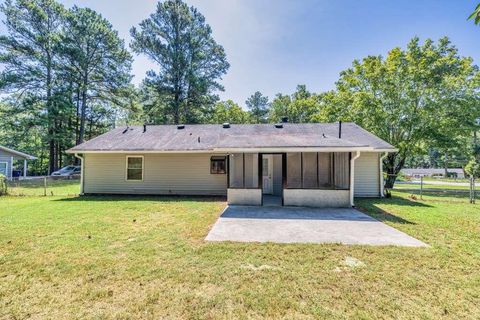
[302,153,318,188]
[334,152,350,189]
[244,153,258,188]
[318,152,333,188]
[286,153,301,188]
[229,153,244,188]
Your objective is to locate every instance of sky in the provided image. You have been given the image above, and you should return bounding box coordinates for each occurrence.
[1,0,479,106]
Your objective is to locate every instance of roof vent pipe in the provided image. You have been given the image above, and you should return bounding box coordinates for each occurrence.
[177,124,185,129]
[223,123,230,128]
[143,124,147,133]
[281,116,289,123]
[338,121,342,139]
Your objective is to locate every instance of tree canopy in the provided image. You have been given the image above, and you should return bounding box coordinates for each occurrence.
[0,0,133,173]
[245,91,269,123]
[0,0,479,188]
[130,0,229,124]
[315,37,480,187]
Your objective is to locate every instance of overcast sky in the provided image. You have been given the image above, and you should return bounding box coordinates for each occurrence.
[2,0,479,106]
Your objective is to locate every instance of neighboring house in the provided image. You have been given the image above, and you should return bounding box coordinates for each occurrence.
[402,168,465,179]
[67,122,397,208]
[0,145,36,180]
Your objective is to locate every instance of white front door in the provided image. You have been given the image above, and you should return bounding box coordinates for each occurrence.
[262,155,273,194]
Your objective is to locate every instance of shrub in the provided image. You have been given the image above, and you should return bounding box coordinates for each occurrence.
[465,159,480,178]
[0,174,7,196]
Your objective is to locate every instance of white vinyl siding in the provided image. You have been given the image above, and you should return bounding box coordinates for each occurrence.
[84,153,227,195]
[354,152,380,197]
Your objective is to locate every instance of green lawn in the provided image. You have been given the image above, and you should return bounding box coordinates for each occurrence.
[394,182,471,191]
[7,178,80,196]
[0,190,479,319]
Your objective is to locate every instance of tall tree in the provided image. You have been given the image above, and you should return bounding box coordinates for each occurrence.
[0,0,66,173]
[130,0,229,124]
[245,91,269,123]
[315,37,480,187]
[61,6,133,144]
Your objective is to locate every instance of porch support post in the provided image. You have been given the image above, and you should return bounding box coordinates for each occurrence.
[10,156,14,181]
[23,159,27,179]
[379,152,388,197]
[350,151,361,207]
[226,154,230,188]
[242,153,245,188]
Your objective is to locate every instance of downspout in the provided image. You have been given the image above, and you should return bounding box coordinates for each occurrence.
[350,151,361,207]
[74,153,85,195]
[379,152,388,197]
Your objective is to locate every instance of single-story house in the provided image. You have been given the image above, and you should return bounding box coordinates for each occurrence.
[0,145,36,180]
[67,122,397,208]
[401,168,465,179]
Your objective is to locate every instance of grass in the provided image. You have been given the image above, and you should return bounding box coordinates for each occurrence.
[7,178,80,196]
[394,182,470,191]
[0,189,479,319]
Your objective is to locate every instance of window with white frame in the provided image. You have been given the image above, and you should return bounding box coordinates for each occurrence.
[126,156,144,181]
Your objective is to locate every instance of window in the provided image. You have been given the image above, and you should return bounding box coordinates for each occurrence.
[211,156,226,174]
[0,162,7,176]
[126,156,144,181]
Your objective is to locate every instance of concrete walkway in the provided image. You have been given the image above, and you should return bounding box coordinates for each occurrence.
[206,206,427,247]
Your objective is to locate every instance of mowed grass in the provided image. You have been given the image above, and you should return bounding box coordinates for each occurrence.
[0,190,479,319]
[394,182,471,191]
[7,178,80,196]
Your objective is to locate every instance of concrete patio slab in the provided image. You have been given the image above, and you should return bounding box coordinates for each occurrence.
[206,206,428,247]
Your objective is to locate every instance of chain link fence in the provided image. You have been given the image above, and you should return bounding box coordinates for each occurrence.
[390,174,476,203]
[6,176,81,196]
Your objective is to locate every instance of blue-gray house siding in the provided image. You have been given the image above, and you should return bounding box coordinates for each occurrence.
[0,149,13,178]
[0,146,36,179]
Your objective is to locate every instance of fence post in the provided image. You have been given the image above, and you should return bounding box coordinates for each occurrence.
[470,176,474,204]
[420,176,423,200]
[473,177,476,204]
[43,176,47,197]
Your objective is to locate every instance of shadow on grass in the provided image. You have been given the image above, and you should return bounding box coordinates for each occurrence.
[355,195,431,225]
[54,194,227,203]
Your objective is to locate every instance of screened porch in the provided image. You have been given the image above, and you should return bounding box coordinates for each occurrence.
[227,152,354,207]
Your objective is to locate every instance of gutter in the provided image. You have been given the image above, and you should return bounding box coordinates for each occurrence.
[379,152,389,197]
[74,153,85,195]
[66,147,399,154]
[350,151,361,207]
[66,147,380,154]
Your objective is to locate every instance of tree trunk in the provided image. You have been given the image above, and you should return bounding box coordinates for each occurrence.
[383,153,406,189]
[444,152,449,177]
[173,90,180,124]
[46,54,56,174]
[75,84,81,145]
[78,74,88,144]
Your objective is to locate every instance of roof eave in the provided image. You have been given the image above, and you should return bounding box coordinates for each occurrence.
[0,146,36,159]
[66,146,391,154]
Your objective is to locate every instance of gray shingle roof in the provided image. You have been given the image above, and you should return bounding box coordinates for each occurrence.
[0,145,36,159]
[67,122,396,152]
